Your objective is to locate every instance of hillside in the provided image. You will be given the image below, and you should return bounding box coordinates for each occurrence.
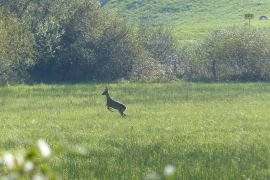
[106,0,270,41]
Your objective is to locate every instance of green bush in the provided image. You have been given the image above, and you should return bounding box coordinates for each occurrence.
[2,0,76,83]
[131,57,175,82]
[0,9,34,84]
[193,27,270,81]
[7,0,146,82]
[131,25,180,81]
[53,6,143,82]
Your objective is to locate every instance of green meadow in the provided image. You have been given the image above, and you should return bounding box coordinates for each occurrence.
[1,82,270,179]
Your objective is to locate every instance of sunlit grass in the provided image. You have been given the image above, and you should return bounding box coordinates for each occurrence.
[107,0,270,41]
[1,82,270,179]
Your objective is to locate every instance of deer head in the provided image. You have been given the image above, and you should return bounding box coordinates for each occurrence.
[102,87,109,95]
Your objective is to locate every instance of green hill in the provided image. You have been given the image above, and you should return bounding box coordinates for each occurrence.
[106,0,270,41]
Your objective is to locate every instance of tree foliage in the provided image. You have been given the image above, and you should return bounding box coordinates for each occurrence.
[1,0,145,82]
[52,4,142,82]
[0,8,34,84]
[184,27,270,81]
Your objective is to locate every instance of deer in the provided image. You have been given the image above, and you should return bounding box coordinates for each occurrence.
[102,87,127,117]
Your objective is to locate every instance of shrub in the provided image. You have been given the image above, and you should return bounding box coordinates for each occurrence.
[53,6,143,82]
[2,0,74,83]
[194,27,270,81]
[133,25,180,81]
[131,57,175,82]
[24,1,145,82]
[0,9,34,84]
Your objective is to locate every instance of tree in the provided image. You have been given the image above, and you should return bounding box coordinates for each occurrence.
[0,8,34,84]
[1,0,148,82]
[53,3,142,81]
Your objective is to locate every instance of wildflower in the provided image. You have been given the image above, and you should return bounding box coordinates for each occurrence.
[3,153,15,169]
[33,173,47,180]
[75,145,88,156]
[24,161,34,173]
[164,165,175,176]
[37,139,51,158]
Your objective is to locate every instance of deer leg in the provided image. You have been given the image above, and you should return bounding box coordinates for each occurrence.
[119,110,126,117]
[107,106,114,112]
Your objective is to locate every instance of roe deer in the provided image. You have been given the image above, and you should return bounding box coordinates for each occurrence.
[102,87,126,117]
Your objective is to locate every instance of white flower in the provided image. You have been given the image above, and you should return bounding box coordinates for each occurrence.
[33,173,47,180]
[3,153,15,169]
[75,145,88,155]
[24,161,34,173]
[37,139,51,158]
[164,165,175,176]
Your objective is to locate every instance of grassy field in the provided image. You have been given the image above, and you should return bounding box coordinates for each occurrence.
[106,0,270,41]
[1,82,270,179]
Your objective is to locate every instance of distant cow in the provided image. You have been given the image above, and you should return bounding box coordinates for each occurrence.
[99,0,108,7]
[259,16,268,21]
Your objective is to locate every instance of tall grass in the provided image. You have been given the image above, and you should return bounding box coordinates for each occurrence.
[0,82,270,179]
